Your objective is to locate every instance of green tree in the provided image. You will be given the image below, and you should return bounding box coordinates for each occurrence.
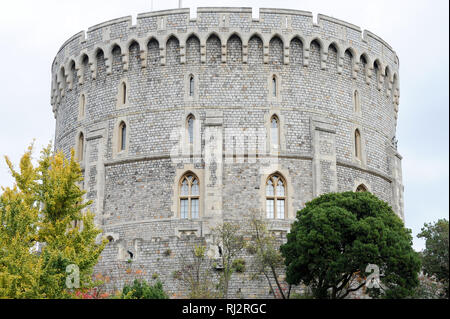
[0,144,107,298]
[175,245,220,298]
[212,222,246,299]
[247,214,288,299]
[417,219,449,298]
[121,279,168,299]
[280,191,421,299]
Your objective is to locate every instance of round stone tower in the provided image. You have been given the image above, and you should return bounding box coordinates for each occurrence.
[51,7,403,298]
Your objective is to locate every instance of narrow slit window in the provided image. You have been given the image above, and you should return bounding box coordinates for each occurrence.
[271,115,280,148]
[355,129,361,160]
[354,90,360,112]
[187,115,194,144]
[80,94,85,117]
[121,82,127,105]
[119,122,126,151]
[78,133,84,161]
[189,75,194,97]
[272,76,277,97]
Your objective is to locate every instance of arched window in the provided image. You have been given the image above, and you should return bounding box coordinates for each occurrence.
[353,90,360,113]
[355,129,361,160]
[266,174,286,219]
[187,115,194,144]
[356,184,368,192]
[179,173,200,219]
[189,75,194,97]
[270,115,280,148]
[119,121,126,151]
[272,75,277,97]
[80,94,86,118]
[77,132,84,161]
[118,81,127,106]
[122,82,127,105]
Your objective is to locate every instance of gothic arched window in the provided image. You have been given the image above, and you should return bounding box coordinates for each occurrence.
[179,173,200,219]
[266,174,286,219]
[119,121,126,151]
[355,129,361,160]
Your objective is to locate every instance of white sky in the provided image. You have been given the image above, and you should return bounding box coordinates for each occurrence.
[0,0,448,251]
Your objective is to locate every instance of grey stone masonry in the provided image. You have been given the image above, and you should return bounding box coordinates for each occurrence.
[51,7,403,298]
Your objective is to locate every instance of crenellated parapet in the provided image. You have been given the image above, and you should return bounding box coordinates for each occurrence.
[51,7,400,116]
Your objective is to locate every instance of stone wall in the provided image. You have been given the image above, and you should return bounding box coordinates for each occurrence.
[51,7,404,298]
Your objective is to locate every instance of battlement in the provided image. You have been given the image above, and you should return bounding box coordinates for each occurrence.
[53,7,398,64]
[51,7,400,114]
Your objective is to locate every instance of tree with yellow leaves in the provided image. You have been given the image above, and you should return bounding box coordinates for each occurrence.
[0,144,107,298]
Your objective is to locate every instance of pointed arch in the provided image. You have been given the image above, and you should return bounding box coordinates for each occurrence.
[179,172,200,219]
[309,39,322,69]
[270,114,280,148]
[166,35,180,65]
[356,184,368,192]
[186,114,195,144]
[147,38,160,66]
[77,131,85,161]
[265,173,287,219]
[289,36,303,65]
[269,35,283,65]
[354,128,362,160]
[206,34,221,64]
[248,34,263,64]
[327,42,339,70]
[118,121,127,152]
[186,34,201,65]
[227,34,243,64]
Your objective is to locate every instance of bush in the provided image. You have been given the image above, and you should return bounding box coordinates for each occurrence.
[121,279,169,299]
[232,258,246,273]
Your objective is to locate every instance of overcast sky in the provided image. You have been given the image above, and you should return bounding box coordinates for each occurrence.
[0,0,448,251]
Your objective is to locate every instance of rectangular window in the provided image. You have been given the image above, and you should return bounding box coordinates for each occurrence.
[277,199,285,219]
[180,199,188,219]
[266,199,274,218]
[191,199,199,219]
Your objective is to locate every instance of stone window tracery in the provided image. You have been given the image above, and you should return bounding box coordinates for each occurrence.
[266,174,286,219]
[179,173,200,219]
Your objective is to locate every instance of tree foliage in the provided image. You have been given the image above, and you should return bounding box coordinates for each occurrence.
[0,144,107,298]
[417,219,449,298]
[280,191,421,299]
[247,215,288,298]
[175,244,220,298]
[212,222,246,299]
[121,279,168,299]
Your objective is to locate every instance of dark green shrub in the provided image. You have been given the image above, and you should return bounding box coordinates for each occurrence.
[121,279,169,299]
